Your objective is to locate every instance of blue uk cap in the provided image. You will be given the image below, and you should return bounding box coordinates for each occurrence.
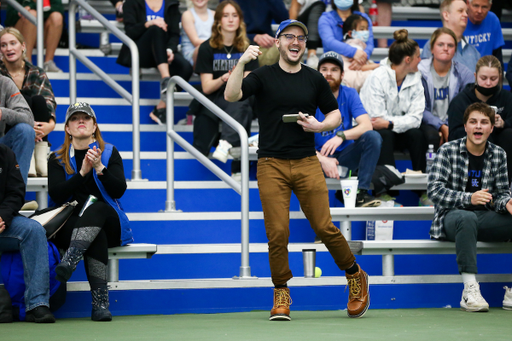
[275,19,308,39]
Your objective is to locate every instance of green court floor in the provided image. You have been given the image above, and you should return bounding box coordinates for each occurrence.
[2,308,512,341]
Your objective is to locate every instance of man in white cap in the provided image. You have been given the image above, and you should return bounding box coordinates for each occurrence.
[225,19,369,321]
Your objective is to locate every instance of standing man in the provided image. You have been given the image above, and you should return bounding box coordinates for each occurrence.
[0,144,55,323]
[464,0,504,66]
[427,102,512,312]
[421,0,480,72]
[225,19,369,321]
[315,51,382,207]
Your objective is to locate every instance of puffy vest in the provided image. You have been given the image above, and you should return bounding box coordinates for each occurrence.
[54,141,133,246]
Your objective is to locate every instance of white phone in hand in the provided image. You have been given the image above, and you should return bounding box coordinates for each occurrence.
[282,113,309,123]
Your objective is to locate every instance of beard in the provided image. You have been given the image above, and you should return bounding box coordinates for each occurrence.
[278,45,305,66]
[326,77,342,93]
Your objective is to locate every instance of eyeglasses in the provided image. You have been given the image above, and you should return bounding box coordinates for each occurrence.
[279,34,308,43]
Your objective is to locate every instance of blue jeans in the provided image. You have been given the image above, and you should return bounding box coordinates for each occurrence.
[0,216,50,311]
[331,130,382,190]
[0,123,35,185]
[443,209,512,274]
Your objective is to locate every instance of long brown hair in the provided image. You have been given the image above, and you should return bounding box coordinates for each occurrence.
[56,119,106,175]
[209,0,249,52]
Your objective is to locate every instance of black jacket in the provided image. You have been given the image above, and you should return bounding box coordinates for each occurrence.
[448,83,512,141]
[117,0,180,67]
[0,144,25,228]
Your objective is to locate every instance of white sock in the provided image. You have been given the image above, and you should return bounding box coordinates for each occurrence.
[461,272,477,285]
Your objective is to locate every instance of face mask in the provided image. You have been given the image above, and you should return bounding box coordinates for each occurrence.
[334,0,354,10]
[352,30,369,42]
[476,84,500,97]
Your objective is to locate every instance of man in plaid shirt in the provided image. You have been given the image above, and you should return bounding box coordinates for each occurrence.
[427,102,512,312]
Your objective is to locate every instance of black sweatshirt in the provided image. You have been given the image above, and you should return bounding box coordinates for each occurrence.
[448,83,512,141]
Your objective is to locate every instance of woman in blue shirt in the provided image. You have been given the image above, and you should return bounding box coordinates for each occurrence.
[117,0,193,124]
[318,0,374,71]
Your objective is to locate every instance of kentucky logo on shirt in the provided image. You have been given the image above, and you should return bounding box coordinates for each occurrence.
[468,170,481,187]
[464,33,491,47]
[434,86,449,100]
[146,15,162,21]
[213,53,243,72]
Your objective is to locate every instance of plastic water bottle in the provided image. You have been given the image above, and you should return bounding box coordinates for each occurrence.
[369,0,378,26]
[426,144,436,174]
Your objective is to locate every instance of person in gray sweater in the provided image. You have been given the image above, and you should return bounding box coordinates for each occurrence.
[0,75,34,184]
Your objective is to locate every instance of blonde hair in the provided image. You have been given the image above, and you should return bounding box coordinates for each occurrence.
[209,0,249,52]
[56,119,106,175]
[388,29,419,66]
[475,55,503,87]
[0,27,27,61]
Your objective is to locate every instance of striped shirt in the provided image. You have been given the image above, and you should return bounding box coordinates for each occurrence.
[427,137,511,239]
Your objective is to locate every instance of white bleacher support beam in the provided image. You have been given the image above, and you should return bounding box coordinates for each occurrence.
[340,221,351,241]
[382,255,395,277]
[107,259,119,282]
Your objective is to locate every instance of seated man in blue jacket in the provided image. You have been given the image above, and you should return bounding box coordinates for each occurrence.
[314,52,382,207]
[0,144,55,323]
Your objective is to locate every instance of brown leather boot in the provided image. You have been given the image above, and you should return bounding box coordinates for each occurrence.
[269,287,292,321]
[345,264,370,318]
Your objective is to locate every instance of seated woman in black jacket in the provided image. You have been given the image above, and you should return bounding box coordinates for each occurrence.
[448,55,512,181]
[117,0,193,124]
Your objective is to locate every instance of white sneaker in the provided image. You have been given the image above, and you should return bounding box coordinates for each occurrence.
[212,140,232,163]
[460,282,489,312]
[231,172,241,182]
[503,286,512,310]
[43,60,62,73]
[306,54,319,69]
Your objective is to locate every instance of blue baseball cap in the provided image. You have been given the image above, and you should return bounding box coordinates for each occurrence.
[318,51,344,71]
[275,19,308,39]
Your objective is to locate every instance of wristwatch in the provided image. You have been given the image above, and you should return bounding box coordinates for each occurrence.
[388,121,394,130]
[336,130,346,141]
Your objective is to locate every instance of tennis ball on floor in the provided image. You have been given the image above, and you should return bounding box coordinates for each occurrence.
[315,267,322,278]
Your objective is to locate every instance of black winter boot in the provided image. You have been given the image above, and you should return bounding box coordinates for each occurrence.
[91,286,112,322]
[55,247,84,282]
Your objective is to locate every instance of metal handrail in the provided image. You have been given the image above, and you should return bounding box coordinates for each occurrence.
[165,76,252,279]
[68,0,143,181]
[5,0,44,68]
